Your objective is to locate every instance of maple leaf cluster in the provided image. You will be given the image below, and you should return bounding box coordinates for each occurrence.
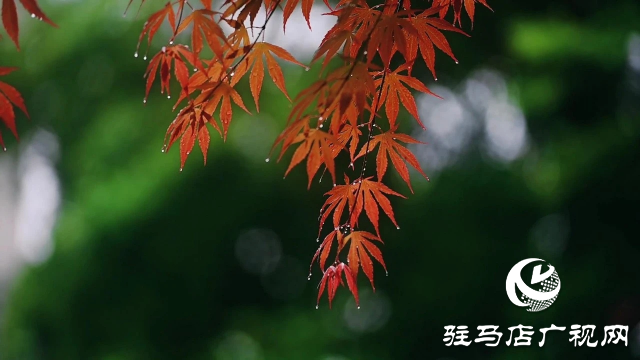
[1,0,491,309]
[129,0,490,309]
[0,0,56,149]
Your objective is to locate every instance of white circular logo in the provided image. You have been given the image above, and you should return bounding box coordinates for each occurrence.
[506,258,561,312]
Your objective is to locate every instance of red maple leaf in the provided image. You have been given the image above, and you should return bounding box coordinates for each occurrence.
[405,8,468,79]
[316,262,359,309]
[431,0,492,28]
[355,128,429,192]
[0,67,28,150]
[311,229,342,273]
[1,0,56,50]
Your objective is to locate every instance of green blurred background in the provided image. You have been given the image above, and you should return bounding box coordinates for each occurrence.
[0,0,639,359]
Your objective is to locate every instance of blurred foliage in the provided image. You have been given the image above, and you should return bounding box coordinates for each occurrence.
[1,0,639,359]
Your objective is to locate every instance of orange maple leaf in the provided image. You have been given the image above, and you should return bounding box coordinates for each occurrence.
[373,64,440,129]
[144,44,199,102]
[134,1,177,58]
[334,103,362,163]
[176,9,228,64]
[320,176,405,237]
[163,100,221,169]
[282,0,332,31]
[345,230,387,289]
[365,10,418,67]
[193,80,251,140]
[222,0,277,27]
[230,42,305,112]
[281,123,343,188]
[355,129,429,192]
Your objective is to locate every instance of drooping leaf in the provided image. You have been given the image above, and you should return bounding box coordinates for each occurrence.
[230,42,305,112]
[163,101,221,170]
[176,9,228,63]
[373,64,440,129]
[280,123,343,188]
[282,0,324,32]
[345,230,387,289]
[1,0,56,50]
[222,0,277,28]
[135,2,176,58]
[195,81,251,140]
[311,229,341,272]
[316,262,358,309]
[355,129,429,192]
[2,0,19,49]
[431,0,491,28]
[365,10,418,67]
[403,10,468,80]
[143,45,199,102]
[0,67,28,150]
[320,177,405,237]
